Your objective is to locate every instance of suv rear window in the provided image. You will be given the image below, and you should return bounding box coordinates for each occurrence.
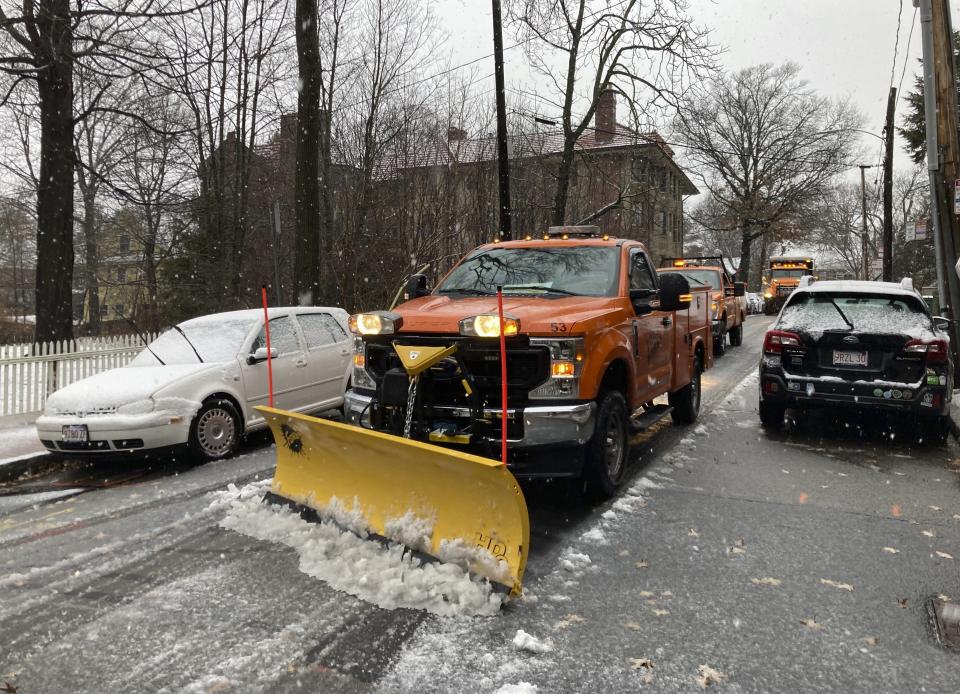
[780,293,934,338]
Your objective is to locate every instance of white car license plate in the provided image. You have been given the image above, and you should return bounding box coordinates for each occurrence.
[62,424,89,443]
[833,350,867,367]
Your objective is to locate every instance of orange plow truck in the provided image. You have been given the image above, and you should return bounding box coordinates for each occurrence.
[258,226,713,597]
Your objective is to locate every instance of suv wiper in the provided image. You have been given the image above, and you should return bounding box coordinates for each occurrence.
[437,287,493,296]
[172,325,204,363]
[502,284,578,296]
[827,298,855,330]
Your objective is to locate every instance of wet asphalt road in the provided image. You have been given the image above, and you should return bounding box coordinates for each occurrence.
[2,315,960,693]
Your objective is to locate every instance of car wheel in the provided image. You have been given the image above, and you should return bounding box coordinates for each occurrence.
[729,322,743,347]
[669,354,702,424]
[919,416,949,445]
[759,400,785,430]
[583,390,629,499]
[190,398,242,461]
[714,321,727,356]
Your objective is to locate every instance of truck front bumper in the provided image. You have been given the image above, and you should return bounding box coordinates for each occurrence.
[343,389,596,448]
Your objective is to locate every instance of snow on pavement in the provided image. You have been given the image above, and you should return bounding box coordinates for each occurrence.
[214,481,505,617]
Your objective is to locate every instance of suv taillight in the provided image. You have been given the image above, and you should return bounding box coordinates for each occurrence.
[904,338,949,363]
[763,330,801,354]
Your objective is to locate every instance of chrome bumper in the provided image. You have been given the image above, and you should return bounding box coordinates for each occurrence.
[343,390,596,448]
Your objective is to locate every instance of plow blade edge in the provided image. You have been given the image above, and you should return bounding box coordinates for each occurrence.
[256,406,529,595]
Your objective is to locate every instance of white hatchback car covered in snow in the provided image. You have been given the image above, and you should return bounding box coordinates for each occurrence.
[36,307,353,460]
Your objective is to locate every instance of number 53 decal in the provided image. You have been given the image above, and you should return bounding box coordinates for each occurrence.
[551,322,569,333]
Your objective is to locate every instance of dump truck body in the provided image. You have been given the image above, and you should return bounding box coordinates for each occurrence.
[763,256,815,315]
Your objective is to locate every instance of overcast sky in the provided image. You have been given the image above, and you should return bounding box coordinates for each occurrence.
[435,0,960,187]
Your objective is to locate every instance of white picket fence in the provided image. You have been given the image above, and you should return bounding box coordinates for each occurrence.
[0,333,158,419]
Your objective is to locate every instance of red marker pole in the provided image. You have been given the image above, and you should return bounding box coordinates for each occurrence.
[497,286,508,465]
[260,286,275,408]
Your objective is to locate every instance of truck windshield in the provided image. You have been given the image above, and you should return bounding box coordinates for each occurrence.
[771,269,809,279]
[437,246,620,297]
[673,269,722,289]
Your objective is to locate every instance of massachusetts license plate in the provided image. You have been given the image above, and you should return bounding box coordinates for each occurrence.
[833,350,867,367]
[62,424,89,443]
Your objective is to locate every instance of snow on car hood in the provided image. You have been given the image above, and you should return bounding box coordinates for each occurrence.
[45,363,216,414]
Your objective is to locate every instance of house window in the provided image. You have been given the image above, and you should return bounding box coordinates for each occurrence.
[117,268,127,283]
[113,304,124,317]
[119,236,130,253]
[100,304,108,317]
[632,203,645,226]
[660,211,668,235]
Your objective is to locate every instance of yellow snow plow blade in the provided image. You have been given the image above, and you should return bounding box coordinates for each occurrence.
[256,406,530,596]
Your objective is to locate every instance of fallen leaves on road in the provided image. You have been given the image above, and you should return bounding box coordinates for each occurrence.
[891,504,902,518]
[800,618,823,630]
[935,550,954,560]
[751,577,782,587]
[882,547,899,554]
[661,590,673,597]
[898,598,909,608]
[619,549,630,556]
[938,594,952,602]
[697,665,726,689]
[635,560,649,569]
[953,514,960,521]
[688,528,700,538]
[729,546,746,556]
[650,608,669,616]
[929,506,942,512]
[864,636,878,646]
[623,622,642,631]
[553,614,585,631]
[799,492,809,504]
[820,578,854,592]
[639,590,654,597]
[922,530,935,538]
[630,658,654,670]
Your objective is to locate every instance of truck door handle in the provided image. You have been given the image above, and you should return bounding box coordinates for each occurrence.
[661,317,672,327]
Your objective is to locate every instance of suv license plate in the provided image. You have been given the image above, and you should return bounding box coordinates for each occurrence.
[62,424,89,443]
[833,350,867,367]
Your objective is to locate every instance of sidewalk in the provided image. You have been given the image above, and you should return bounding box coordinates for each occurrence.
[0,417,44,469]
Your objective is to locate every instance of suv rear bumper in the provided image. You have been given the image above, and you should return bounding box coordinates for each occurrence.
[343,390,596,449]
[759,371,950,417]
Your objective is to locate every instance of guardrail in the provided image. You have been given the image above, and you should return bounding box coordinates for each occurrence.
[0,334,157,419]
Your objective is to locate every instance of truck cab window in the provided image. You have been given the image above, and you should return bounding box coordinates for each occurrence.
[630,251,657,292]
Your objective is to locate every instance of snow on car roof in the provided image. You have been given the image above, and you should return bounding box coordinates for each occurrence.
[179,306,347,327]
[796,280,918,297]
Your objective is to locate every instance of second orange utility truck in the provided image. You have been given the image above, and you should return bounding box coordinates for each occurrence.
[659,256,746,356]
[763,256,815,314]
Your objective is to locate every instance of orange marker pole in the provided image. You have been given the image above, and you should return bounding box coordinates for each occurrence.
[497,286,508,465]
[261,286,274,408]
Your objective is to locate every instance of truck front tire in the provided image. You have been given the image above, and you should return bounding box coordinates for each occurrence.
[583,390,629,499]
[669,355,702,425]
[729,321,743,347]
[714,320,727,356]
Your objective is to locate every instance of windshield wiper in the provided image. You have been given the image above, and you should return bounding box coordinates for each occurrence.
[437,287,493,296]
[172,325,204,363]
[827,299,855,331]
[117,310,165,366]
[682,274,707,286]
[502,284,579,296]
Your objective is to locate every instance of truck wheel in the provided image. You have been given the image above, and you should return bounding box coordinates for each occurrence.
[190,398,242,461]
[758,400,785,430]
[713,322,726,356]
[669,355,702,424]
[729,322,743,347]
[583,390,629,499]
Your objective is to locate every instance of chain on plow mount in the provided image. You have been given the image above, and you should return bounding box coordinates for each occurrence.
[403,374,418,439]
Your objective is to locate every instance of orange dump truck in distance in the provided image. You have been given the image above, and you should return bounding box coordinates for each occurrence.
[344,225,714,498]
[763,256,815,315]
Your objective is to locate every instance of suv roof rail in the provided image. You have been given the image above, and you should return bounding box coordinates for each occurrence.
[900,277,915,292]
[799,275,816,288]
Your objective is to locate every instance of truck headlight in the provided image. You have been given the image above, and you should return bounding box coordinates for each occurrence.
[530,337,585,399]
[351,336,377,391]
[459,314,520,337]
[349,311,402,336]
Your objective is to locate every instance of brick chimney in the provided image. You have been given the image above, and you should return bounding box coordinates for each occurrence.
[280,113,297,141]
[595,90,616,143]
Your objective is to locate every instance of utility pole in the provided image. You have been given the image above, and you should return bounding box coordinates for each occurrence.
[882,87,896,281]
[859,164,873,280]
[492,0,512,240]
[919,0,960,376]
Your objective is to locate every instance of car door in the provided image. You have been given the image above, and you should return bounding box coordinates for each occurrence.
[629,249,673,401]
[295,311,352,410]
[240,313,311,427]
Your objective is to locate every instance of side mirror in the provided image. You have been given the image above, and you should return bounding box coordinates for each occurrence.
[933,316,952,331]
[659,273,692,312]
[629,288,657,315]
[734,282,746,297]
[403,273,431,302]
[248,346,278,364]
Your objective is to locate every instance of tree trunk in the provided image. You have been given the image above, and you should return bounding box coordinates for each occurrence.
[34,3,75,343]
[294,0,322,306]
[551,144,576,225]
[318,110,336,305]
[737,225,753,286]
[81,188,101,334]
[143,203,159,332]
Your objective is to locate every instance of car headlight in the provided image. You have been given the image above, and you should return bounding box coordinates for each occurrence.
[348,311,402,336]
[530,337,585,399]
[117,398,156,415]
[459,314,520,338]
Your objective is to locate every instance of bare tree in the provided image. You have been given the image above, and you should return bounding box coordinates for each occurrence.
[506,0,714,225]
[674,62,862,286]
